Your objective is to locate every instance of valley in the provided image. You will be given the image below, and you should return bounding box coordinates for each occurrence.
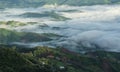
[0,1,120,72]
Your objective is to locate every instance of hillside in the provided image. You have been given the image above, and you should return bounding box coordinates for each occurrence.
[0,45,120,72]
[0,0,120,8]
[0,28,52,44]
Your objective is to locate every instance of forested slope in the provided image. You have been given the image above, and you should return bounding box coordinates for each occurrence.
[0,45,120,72]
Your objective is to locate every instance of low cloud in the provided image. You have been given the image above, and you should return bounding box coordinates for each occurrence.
[1,5,120,53]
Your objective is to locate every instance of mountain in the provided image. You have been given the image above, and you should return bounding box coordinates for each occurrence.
[0,0,120,8]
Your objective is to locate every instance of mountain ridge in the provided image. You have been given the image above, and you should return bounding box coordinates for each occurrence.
[0,0,120,8]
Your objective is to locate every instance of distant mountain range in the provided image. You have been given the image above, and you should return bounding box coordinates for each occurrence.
[0,0,120,8]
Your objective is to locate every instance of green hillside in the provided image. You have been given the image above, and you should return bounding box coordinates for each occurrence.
[0,45,120,72]
[0,28,62,44]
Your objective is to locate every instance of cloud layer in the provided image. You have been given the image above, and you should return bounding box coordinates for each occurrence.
[1,5,120,52]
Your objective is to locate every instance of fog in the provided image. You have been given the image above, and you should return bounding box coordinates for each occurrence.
[1,5,120,52]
